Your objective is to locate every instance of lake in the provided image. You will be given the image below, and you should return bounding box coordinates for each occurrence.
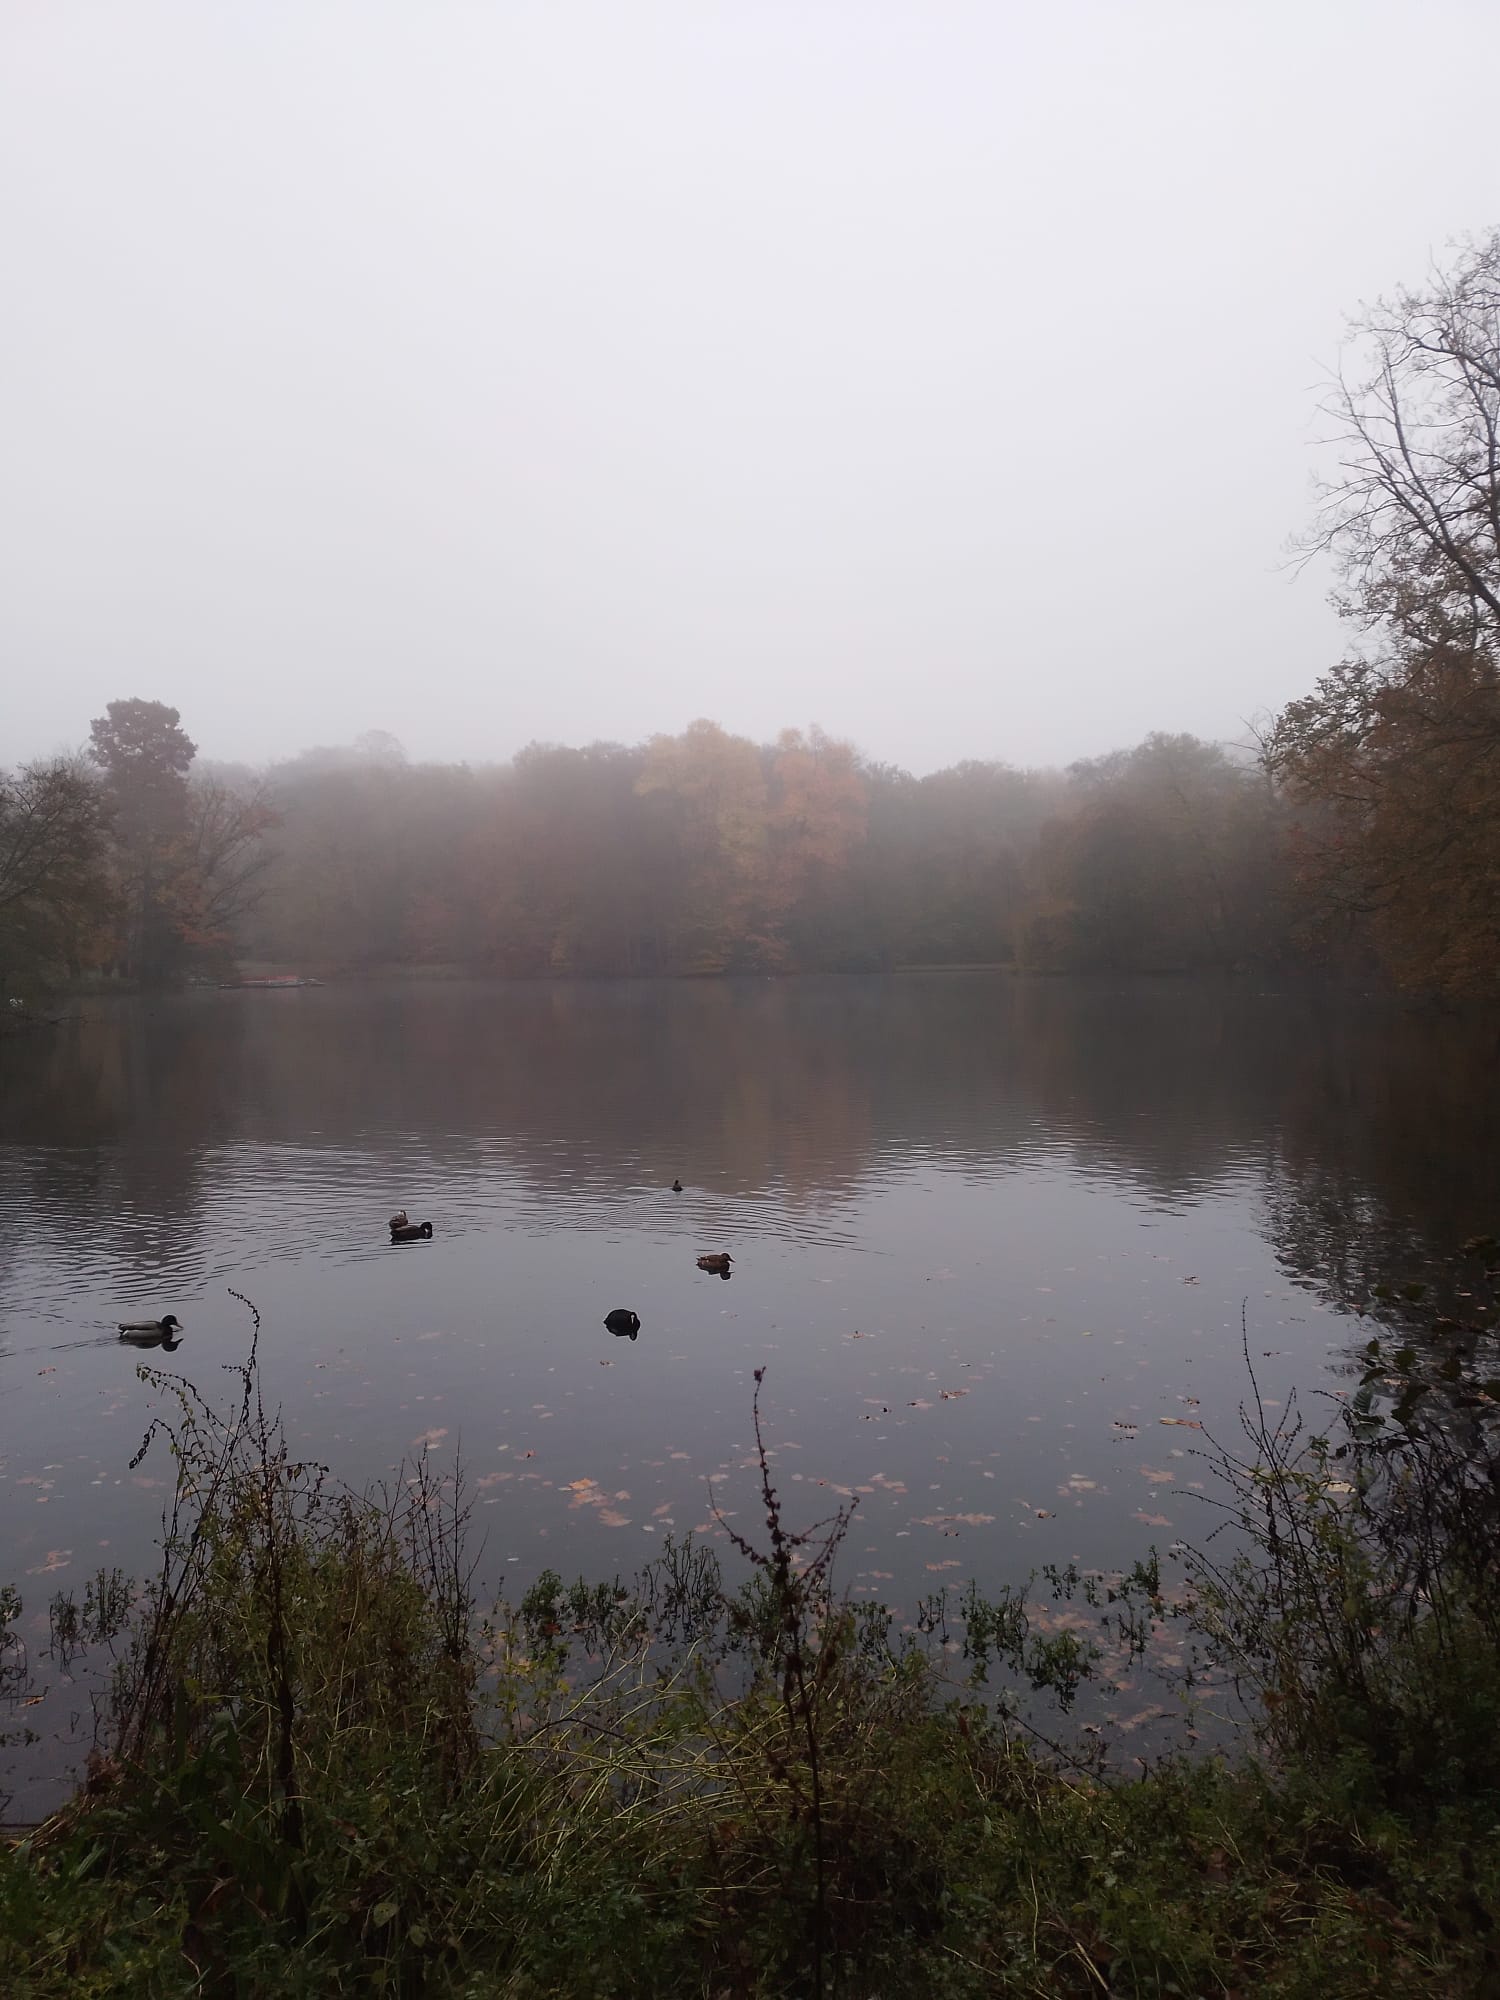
[3,973,1497,1812]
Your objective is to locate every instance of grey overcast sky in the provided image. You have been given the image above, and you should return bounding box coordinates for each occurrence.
[3,2,1498,775]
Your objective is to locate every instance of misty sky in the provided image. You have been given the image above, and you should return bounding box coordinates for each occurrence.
[4,2,1498,776]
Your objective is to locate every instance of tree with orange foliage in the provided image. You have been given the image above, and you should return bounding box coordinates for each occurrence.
[758,729,867,967]
[635,721,771,971]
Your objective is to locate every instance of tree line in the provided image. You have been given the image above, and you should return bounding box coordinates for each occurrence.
[1,712,1292,990]
[4,229,1497,1001]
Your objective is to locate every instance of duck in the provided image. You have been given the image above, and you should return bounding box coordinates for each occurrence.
[118,1315,184,1350]
[604,1308,641,1339]
[389,1209,411,1230]
[696,1252,733,1277]
[671,1179,683,1193]
[390,1220,434,1241]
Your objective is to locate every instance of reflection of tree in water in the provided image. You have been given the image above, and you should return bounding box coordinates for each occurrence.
[999,978,1299,1202]
[0,987,884,1236]
[196,977,1319,1212]
[3,980,1496,1334]
[0,1000,243,1305]
[1261,1003,1500,1328]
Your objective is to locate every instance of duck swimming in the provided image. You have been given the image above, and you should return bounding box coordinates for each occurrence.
[671,1179,683,1193]
[118,1315,184,1350]
[695,1252,733,1277]
[391,1220,434,1241]
[604,1308,641,1339]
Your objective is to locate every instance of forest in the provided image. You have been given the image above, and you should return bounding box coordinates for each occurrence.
[0,710,1300,991]
[4,231,1498,1004]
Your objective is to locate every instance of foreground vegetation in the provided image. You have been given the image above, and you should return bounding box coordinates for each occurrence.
[5,1266,1500,1997]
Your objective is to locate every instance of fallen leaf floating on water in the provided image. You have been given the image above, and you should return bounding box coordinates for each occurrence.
[1135,1512,1172,1528]
[1140,1467,1173,1482]
[1159,1417,1202,1428]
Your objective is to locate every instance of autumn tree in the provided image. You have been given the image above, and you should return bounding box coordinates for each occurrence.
[0,757,116,997]
[757,729,867,966]
[1269,230,1500,996]
[635,721,771,971]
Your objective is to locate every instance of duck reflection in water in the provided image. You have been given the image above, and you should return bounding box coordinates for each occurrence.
[604,1309,641,1340]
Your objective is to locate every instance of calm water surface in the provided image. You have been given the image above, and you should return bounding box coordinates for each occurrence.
[2,975,1497,1809]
